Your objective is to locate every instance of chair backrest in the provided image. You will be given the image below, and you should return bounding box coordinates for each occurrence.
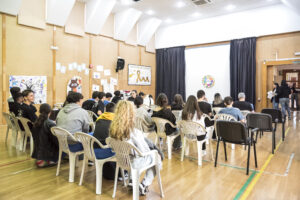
[246,113,273,131]
[214,113,237,121]
[216,120,247,144]
[10,115,22,132]
[134,116,146,132]
[74,132,105,160]
[17,117,33,137]
[2,112,14,129]
[106,137,142,171]
[261,108,283,123]
[172,110,181,122]
[51,127,77,153]
[177,120,206,141]
[241,110,250,118]
[212,107,223,115]
[87,110,98,122]
[151,117,175,138]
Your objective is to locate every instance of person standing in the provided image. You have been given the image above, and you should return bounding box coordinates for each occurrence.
[271,83,280,110]
[278,80,291,120]
[291,83,298,111]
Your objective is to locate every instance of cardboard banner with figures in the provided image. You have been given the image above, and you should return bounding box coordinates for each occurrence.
[128,64,151,86]
[67,76,82,93]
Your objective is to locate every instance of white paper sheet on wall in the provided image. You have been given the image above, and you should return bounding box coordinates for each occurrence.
[82,63,86,70]
[96,65,103,71]
[77,65,82,72]
[85,69,89,75]
[101,79,107,85]
[56,63,61,71]
[104,69,111,76]
[61,66,66,74]
[92,84,100,91]
[68,64,73,71]
[93,72,101,79]
[110,77,117,85]
[73,62,78,70]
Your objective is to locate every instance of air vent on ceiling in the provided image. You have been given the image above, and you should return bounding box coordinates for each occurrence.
[191,0,213,6]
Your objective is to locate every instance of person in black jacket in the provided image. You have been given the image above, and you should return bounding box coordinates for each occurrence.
[271,83,280,110]
[111,90,122,104]
[20,89,37,123]
[171,94,185,110]
[291,83,298,110]
[82,91,99,112]
[278,80,291,119]
[212,93,225,108]
[127,90,137,102]
[8,87,21,112]
[95,92,106,115]
[10,92,23,117]
[233,92,254,112]
[31,103,58,167]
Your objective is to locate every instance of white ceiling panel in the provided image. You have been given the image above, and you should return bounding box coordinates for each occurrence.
[137,17,161,46]
[85,0,116,35]
[46,0,76,26]
[0,0,22,16]
[114,8,142,41]
[281,0,300,15]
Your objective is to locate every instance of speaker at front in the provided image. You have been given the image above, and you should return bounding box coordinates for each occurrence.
[116,58,125,72]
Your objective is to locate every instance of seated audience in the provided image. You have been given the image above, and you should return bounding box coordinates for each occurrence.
[134,96,155,132]
[8,87,21,111]
[127,90,137,102]
[21,89,37,123]
[219,96,245,123]
[171,94,185,110]
[139,91,145,98]
[56,92,91,137]
[32,103,58,167]
[103,92,112,106]
[143,94,154,108]
[10,92,23,117]
[233,92,254,112]
[95,92,105,115]
[110,100,163,195]
[111,90,122,104]
[197,90,213,116]
[82,91,99,112]
[212,93,225,108]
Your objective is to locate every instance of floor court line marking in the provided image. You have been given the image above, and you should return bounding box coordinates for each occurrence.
[0,168,34,179]
[284,153,294,176]
[237,127,290,200]
[0,158,32,168]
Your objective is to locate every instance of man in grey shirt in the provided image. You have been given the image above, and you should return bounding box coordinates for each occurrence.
[219,96,245,123]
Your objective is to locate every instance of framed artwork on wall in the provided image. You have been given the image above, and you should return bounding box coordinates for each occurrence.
[128,64,151,86]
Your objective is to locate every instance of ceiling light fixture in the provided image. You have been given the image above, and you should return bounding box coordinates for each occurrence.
[175,1,186,8]
[225,4,236,11]
[146,10,155,15]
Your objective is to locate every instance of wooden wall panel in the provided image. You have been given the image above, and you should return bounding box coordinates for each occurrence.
[0,14,3,123]
[65,1,85,36]
[99,13,114,38]
[55,27,89,103]
[6,15,53,106]
[256,32,300,111]
[141,46,156,98]
[18,0,46,29]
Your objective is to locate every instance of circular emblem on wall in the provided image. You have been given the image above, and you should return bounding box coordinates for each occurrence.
[202,75,215,88]
[67,76,82,93]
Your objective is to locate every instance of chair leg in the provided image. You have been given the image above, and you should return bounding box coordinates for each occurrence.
[197,141,203,166]
[30,136,34,156]
[215,139,220,167]
[79,156,87,186]
[13,129,18,148]
[246,143,251,175]
[69,153,76,182]
[180,137,186,162]
[19,132,24,151]
[155,164,164,198]
[253,141,258,168]
[131,169,140,200]
[95,161,104,195]
[255,131,259,143]
[282,123,285,141]
[167,137,172,159]
[120,169,127,187]
[112,165,119,198]
[23,135,28,152]
[5,127,9,144]
[209,139,214,161]
[223,141,227,161]
[272,131,275,154]
[56,150,62,176]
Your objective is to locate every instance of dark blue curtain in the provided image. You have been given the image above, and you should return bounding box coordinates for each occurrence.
[230,37,256,106]
[156,46,186,103]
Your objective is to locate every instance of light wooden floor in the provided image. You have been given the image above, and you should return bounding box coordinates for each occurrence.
[0,112,300,200]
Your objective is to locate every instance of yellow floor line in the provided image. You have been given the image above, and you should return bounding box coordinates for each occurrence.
[240,127,290,200]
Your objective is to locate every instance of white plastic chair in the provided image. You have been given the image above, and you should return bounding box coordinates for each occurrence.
[2,112,18,146]
[51,127,84,182]
[241,110,250,118]
[212,107,223,115]
[87,110,98,122]
[17,117,34,155]
[106,137,164,200]
[214,113,237,150]
[172,110,182,122]
[10,115,24,150]
[74,132,116,194]
[178,120,214,166]
[151,117,179,159]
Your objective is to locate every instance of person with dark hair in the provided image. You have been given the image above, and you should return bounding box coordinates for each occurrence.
[10,92,23,116]
[233,92,254,112]
[139,92,145,97]
[104,92,113,106]
[278,80,291,119]
[144,94,154,107]
[291,82,298,110]
[128,90,137,102]
[112,90,122,104]
[31,103,58,167]
[171,94,185,110]
[219,96,245,123]
[95,92,106,115]
[212,93,225,108]
[56,92,91,136]
[134,96,155,132]
[82,91,99,112]
[271,83,280,110]
[20,89,37,123]
[197,90,213,116]
[8,87,21,111]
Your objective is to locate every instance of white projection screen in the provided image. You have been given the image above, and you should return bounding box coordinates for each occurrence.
[185,44,230,103]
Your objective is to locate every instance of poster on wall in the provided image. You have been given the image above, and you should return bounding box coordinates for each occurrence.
[67,76,82,93]
[9,76,47,104]
[128,64,151,85]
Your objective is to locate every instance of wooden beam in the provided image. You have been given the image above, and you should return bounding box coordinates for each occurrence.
[2,14,7,124]
[52,26,57,106]
[89,35,92,97]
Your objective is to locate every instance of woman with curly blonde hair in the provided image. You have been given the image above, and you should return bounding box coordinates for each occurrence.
[110,100,162,196]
